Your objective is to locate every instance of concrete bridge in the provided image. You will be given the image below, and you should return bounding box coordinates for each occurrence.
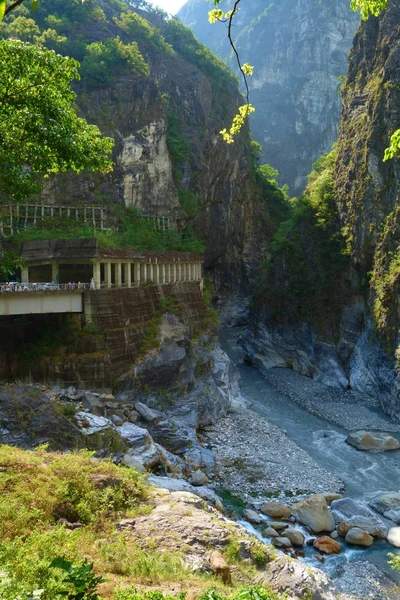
[0,239,204,316]
[0,288,84,316]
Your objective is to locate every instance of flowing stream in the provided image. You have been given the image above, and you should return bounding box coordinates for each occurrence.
[219,327,400,581]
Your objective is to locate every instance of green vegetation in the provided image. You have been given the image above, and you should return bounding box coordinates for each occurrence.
[80,37,149,86]
[7,208,205,253]
[0,445,285,599]
[218,489,246,517]
[114,10,173,56]
[165,18,237,90]
[18,316,105,365]
[256,147,349,332]
[369,207,400,350]
[178,189,200,217]
[0,39,113,201]
[166,108,190,184]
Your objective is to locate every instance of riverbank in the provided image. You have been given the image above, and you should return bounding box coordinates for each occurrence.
[217,327,400,600]
[265,366,400,433]
[202,404,343,500]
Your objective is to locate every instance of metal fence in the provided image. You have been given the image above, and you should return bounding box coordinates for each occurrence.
[0,282,92,292]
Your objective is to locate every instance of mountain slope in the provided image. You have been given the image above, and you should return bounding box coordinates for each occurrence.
[178,0,359,193]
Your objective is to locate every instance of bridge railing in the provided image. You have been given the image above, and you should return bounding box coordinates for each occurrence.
[0,282,92,292]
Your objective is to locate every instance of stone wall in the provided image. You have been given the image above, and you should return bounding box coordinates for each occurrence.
[2,282,206,390]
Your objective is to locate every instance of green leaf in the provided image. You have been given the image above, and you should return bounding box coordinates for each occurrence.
[31,0,39,11]
[0,0,6,22]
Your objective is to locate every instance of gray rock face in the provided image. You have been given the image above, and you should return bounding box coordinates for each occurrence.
[134,402,161,423]
[346,431,400,452]
[369,492,400,523]
[179,0,359,194]
[331,497,387,538]
[0,385,83,450]
[75,412,115,435]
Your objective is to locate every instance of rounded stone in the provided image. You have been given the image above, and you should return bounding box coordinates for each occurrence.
[345,527,374,547]
[330,530,339,539]
[387,527,400,548]
[313,535,341,554]
[269,521,289,531]
[260,501,291,519]
[284,529,305,547]
[272,536,292,549]
[263,527,279,538]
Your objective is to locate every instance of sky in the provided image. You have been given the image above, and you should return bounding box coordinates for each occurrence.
[148,0,187,15]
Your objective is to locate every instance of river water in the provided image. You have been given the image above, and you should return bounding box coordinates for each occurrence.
[219,327,400,581]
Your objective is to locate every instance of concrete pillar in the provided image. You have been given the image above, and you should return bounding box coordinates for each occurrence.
[125,262,132,288]
[51,260,59,283]
[161,264,165,284]
[21,266,29,283]
[115,262,122,288]
[164,264,169,284]
[182,262,186,281]
[105,261,112,289]
[93,262,101,289]
[146,263,152,282]
[154,263,159,284]
[135,262,141,286]
[140,263,145,284]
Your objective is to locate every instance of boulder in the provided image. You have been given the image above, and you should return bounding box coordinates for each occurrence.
[313,536,341,554]
[184,447,216,470]
[120,453,146,472]
[190,470,209,487]
[322,492,343,506]
[284,529,305,547]
[109,414,124,426]
[346,431,400,452]
[337,518,387,539]
[243,509,264,524]
[148,419,192,454]
[261,501,291,519]
[269,521,289,531]
[148,476,220,506]
[369,492,400,523]
[127,410,139,423]
[387,527,400,548]
[345,527,373,547]
[75,412,115,435]
[272,536,292,549]
[134,402,161,423]
[291,494,335,533]
[263,527,279,538]
[331,497,387,538]
[117,422,152,448]
[117,422,161,468]
[209,550,232,585]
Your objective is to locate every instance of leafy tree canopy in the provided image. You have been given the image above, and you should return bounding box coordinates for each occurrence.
[0,40,114,201]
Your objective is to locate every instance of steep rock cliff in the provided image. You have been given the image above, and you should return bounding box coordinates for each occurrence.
[178,0,359,193]
[244,1,400,420]
[2,0,283,311]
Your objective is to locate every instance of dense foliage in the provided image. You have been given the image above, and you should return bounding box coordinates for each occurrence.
[256,148,350,331]
[8,208,205,253]
[0,40,113,201]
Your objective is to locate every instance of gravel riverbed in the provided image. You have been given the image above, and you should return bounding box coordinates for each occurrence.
[202,403,344,500]
[264,367,400,433]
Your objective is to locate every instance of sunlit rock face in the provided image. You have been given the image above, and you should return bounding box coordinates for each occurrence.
[179,0,359,193]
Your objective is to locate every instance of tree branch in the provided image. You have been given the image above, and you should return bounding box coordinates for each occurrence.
[5,0,28,16]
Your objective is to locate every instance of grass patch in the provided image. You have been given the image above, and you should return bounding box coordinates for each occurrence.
[218,489,246,517]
